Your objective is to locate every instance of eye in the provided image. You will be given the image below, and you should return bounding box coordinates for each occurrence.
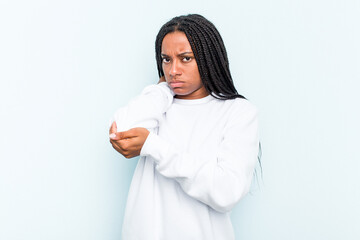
[183,57,192,62]
[162,57,171,63]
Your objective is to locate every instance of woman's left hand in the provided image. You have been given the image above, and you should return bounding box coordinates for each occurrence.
[109,122,150,159]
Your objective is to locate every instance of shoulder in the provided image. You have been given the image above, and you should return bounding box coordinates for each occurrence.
[218,98,259,135]
[215,98,258,132]
[221,97,258,117]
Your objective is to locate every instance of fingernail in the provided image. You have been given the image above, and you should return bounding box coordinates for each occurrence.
[109,133,116,139]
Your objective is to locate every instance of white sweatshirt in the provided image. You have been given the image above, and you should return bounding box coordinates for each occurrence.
[112,82,259,240]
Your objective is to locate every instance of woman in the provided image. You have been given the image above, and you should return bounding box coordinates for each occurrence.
[109,14,259,240]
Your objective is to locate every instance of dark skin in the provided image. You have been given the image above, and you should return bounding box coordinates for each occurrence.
[109,122,150,159]
[161,31,208,99]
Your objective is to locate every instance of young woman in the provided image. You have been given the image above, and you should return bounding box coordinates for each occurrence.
[109,14,259,240]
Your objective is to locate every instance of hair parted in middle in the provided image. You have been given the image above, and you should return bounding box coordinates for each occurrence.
[155,14,245,100]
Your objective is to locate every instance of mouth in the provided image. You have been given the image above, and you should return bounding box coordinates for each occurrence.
[169,81,184,88]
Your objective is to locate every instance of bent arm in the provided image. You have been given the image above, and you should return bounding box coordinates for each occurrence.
[140,103,259,213]
[111,82,174,132]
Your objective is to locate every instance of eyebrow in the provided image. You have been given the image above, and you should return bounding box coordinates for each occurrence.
[161,52,194,57]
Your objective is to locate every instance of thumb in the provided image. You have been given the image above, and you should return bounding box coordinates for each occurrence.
[117,128,138,140]
[109,129,134,141]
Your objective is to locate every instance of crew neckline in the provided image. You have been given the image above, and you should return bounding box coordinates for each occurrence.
[173,94,215,105]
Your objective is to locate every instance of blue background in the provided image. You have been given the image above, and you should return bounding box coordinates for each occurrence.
[1,0,359,239]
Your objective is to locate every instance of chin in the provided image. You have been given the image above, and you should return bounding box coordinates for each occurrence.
[172,88,190,95]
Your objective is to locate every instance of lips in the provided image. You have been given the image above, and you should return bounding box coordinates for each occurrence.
[169,81,184,88]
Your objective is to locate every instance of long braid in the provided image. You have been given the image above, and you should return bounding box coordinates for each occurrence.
[190,23,228,95]
[184,17,230,97]
[192,16,240,97]
[190,21,234,98]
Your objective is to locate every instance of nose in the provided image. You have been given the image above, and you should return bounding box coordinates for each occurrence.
[169,60,181,77]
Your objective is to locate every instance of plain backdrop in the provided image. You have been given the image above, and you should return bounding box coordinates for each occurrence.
[0,0,359,239]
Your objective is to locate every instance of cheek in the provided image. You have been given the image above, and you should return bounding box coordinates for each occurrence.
[162,64,170,79]
[190,66,202,84]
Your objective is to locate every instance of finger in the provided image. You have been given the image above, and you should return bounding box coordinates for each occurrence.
[110,130,133,141]
[118,128,138,140]
[109,121,117,134]
[110,132,122,141]
[111,140,134,158]
[109,121,118,139]
[110,138,130,149]
[111,140,124,153]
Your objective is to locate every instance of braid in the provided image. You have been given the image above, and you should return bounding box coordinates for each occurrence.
[155,14,262,175]
[155,14,246,100]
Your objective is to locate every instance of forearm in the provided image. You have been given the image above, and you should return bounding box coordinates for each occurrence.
[140,132,258,212]
[140,106,259,213]
[112,82,174,132]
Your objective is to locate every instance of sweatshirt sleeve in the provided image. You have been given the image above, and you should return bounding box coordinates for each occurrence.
[140,102,259,213]
[111,82,174,132]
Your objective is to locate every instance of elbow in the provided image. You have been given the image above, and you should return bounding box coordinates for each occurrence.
[210,202,236,213]
[208,184,251,213]
[209,177,250,213]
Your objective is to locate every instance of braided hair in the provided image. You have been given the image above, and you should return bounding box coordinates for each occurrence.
[155,14,246,100]
[155,15,262,177]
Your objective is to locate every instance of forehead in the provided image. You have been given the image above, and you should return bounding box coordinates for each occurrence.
[161,31,192,53]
